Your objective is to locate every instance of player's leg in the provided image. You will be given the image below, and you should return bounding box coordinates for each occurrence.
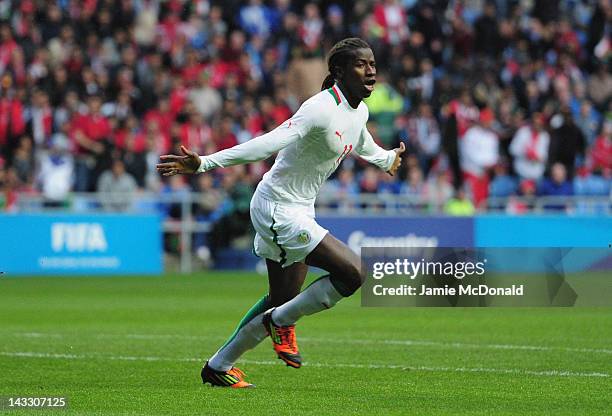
[269,233,363,327]
[267,259,309,306]
[262,259,308,367]
[203,260,307,385]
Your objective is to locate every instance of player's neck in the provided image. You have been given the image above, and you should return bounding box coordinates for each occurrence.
[336,82,361,109]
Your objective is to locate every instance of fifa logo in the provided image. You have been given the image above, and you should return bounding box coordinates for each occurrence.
[51,223,108,253]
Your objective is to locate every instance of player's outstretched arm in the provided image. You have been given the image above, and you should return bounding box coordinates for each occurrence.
[387,142,405,176]
[157,145,201,176]
[157,97,326,175]
[356,127,405,175]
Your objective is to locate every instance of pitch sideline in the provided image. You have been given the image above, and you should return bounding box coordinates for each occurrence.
[9,331,612,355]
[0,351,608,378]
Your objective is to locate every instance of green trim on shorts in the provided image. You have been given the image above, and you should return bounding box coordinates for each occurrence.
[270,215,287,266]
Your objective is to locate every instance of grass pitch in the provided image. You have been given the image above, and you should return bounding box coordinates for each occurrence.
[1,272,611,415]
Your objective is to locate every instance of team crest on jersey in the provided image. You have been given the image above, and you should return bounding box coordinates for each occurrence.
[297,231,311,244]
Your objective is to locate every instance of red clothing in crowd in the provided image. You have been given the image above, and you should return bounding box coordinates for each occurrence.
[179,122,211,153]
[448,99,479,137]
[157,13,180,52]
[208,60,238,89]
[113,129,146,153]
[70,113,111,154]
[246,112,264,135]
[182,62,207,85]
[271,104,292,126]
[127,129,172,155]
[0,98,25,145]
[0,38,19,68]
[30,104,53,145]
[373,2,408,45]
[144,108,173,137]
[590,135,611,171]
[215,132,238,151]
[169,84,189,116]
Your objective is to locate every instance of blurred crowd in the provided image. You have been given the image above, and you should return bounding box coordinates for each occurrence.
[0,0,610,222]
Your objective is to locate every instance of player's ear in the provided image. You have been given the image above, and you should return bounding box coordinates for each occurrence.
[331,64,344,81]
[336,66,344,80]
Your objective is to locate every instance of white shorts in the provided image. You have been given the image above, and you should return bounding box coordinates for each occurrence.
[250,191,328,268]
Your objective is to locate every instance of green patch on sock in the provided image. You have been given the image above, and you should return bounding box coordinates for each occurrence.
[219,294,271,350]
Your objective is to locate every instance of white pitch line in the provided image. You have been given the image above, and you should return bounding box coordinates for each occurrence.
[8,331,612,355]
[0,351,608,378]
[301,338,612,355]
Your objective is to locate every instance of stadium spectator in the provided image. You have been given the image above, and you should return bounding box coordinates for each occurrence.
[26,90,53,147]
[207,166,254,257]
[588,122,612,172]
[364,72,404,145]
[322,168,359,212]
[70,95,111,192]
[193,174,224,222]
[406,102,440,176]
[378,168,401,196]
[190,71,222,120]
[359,166,381,194]
[324,5,348,47]
[489,159,518,198]
[399,166,425,199]
[509,112,550,180]
[97,158,137,211]
[0,73,26,162]
[539,162,574,212]
[444,188,475,216]
[0,0,608,218]
[300,3,324,55]
[506,179,537,215]
[548,107,586,179]
[423,171,454,212]
[574,100,601,146]
[373,0,409,46]
[192,172,224,265]
[239,0,277,39]
[474,2,500,58]
[11,135,33,185]
[587,63,612,111]
[179,109,212,154]
[37,133,73,208]
[460,108,499,208]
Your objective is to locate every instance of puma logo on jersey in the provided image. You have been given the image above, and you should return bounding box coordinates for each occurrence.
[335,130,344,141]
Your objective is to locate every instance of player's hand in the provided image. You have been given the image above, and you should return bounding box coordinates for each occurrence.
[387,142,405,176]
[157,145,201,176]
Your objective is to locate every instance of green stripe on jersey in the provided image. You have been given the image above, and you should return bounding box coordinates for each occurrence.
[327,87,341,105]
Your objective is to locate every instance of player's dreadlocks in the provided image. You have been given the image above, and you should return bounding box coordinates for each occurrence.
[321,38,371,91]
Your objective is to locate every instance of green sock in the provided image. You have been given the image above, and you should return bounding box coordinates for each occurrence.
[208,294,271,371]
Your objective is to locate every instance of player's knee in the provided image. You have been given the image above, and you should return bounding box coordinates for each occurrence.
[351,262,366,286]
[269,289,300,306]
[336,261,364,295]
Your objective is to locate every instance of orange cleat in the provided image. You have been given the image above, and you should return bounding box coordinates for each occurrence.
[262,308,302,368]
[201,362,254,388]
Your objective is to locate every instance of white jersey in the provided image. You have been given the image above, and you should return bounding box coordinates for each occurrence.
[197,84,396,204]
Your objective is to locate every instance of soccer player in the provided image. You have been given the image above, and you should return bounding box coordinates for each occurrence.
[157,38,404,388]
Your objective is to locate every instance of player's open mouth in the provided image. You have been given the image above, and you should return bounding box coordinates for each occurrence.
[364,79,376,91]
